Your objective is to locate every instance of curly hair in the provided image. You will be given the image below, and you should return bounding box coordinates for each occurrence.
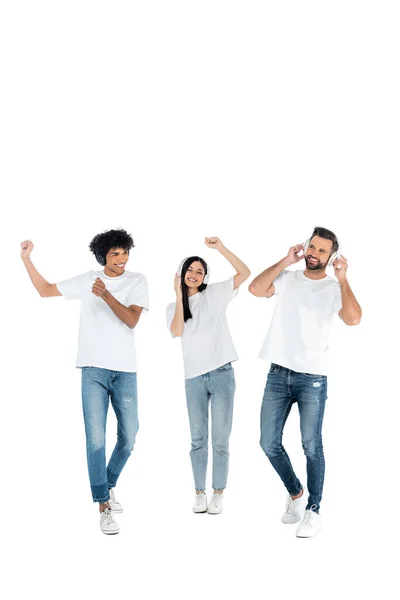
[89,229,135,266]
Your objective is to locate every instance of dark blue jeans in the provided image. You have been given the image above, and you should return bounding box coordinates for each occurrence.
[260,363,327,512]
[81,367,139,503]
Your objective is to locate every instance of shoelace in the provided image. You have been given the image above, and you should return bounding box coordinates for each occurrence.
[210,494,222,507]
[301,507,317,528]
[285,497,296,514]
[195,494,206,506]
[102,509,114,525]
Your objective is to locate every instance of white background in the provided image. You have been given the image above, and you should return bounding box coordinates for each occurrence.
[1,1,398,598]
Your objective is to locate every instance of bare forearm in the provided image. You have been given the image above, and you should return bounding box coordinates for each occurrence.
[171,300,184,337]
[218,245,250,278]
[249,257,289,296]
[339,279,362,326]
[102,291,140,329]
[22,257,54,297]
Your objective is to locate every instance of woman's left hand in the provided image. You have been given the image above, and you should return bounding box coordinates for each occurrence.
[205,236,224,250]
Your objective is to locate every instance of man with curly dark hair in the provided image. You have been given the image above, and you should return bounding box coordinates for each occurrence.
[20,228,149,535]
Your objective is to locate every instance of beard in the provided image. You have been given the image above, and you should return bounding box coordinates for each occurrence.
[305,255,328,270]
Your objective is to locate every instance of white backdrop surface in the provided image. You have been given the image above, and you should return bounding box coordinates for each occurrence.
[1,2,398,599]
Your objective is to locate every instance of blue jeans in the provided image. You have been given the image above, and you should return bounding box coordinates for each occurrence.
[185,363,235,491]
[260,363,327,512]
[81,367,139,502]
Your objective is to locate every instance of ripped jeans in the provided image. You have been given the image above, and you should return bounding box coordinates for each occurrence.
[185,363,235,492]
[260,363,327,512]
[81,367,138,502]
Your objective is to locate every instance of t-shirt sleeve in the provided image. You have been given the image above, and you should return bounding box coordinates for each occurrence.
[128,274,150,312]
[272,270,291,295]
[166,302,177,336]
[207,277,238,307]
[332,283,342,314]
[56,272,90,300]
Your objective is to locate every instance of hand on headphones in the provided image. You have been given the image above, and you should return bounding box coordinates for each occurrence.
[205,237,223,250]
[286,244,305,266]
[174,274,183,299]
[333,255,348,281]
[92,277,107,298]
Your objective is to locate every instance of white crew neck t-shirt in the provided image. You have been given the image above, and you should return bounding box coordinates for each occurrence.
[259,270,342,376]
[166,277,239,379]
[56,270,149,373]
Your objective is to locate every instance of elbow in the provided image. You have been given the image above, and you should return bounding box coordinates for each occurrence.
[248,282,260,297]
[350,315,361,326]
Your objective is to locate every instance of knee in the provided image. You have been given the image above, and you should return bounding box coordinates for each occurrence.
[191,433,208,451]
[302,436,323,458]
[260,437,281,458]
[86,431,105,453]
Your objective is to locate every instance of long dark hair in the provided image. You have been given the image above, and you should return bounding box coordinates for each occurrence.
[180,256,208,322]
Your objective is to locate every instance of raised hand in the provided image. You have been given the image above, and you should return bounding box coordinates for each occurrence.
[92,277,107,298]
[20,239,34,260]
[286,244,304,266]
[205,236,224,250]
[333,255,348,281]
[174,274,183,299]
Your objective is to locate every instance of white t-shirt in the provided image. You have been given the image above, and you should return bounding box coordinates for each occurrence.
[56,270,149,372]
[259,270,342,376]
[166,278,239,379]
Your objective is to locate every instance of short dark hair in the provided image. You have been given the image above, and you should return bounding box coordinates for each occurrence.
[310,226,339,255]
[89,228,135,266]
[179,256,208,322]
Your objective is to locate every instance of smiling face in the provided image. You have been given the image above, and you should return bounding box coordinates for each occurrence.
[183,261,206,291]
[104,247,129,277]
[305,235,333,271]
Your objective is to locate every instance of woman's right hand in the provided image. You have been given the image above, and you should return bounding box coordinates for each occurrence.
[174,274,183,299]
[20,240,34,260]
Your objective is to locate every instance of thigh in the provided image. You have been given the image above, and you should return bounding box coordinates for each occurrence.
[81,367,110,440]
[261,364,293,443]
[208,364,235,439]
[185,375,209,435]
[110,372,138,431]
[295,373,327,441]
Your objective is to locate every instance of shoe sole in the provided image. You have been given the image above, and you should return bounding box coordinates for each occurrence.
[101,530,119,535]
[193,509,207,513]
[111,508,123,513]
[282,517,301,524]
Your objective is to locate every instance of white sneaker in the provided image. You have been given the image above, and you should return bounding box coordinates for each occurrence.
[207,493,223,515]
[296,508,321,538]
[193,492,207,513]
[109,488,123,513]
[100,508,119,535]
[282,492,304,524]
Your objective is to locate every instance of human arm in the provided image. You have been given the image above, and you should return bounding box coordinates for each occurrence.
[169,274,184,337]
[248,244,304,297]
[20,240,61,297]
[91,278,144,329]
[333,256,362,326]
[204,237,250,289]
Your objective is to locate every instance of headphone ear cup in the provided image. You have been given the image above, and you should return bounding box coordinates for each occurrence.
[329,251,340,267]
[303,239,310,256]
[95,252,106,266]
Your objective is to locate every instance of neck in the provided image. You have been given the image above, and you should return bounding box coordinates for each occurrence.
[303,268,327,280]
[104,266,123,278]
[187,288,199,297]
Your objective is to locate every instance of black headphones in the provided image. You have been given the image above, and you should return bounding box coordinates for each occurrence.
[95,251,106,266]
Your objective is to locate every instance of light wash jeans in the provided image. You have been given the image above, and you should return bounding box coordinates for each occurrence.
[81,367,138,502]
[185,363,235,491]
[260,363,327,512]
